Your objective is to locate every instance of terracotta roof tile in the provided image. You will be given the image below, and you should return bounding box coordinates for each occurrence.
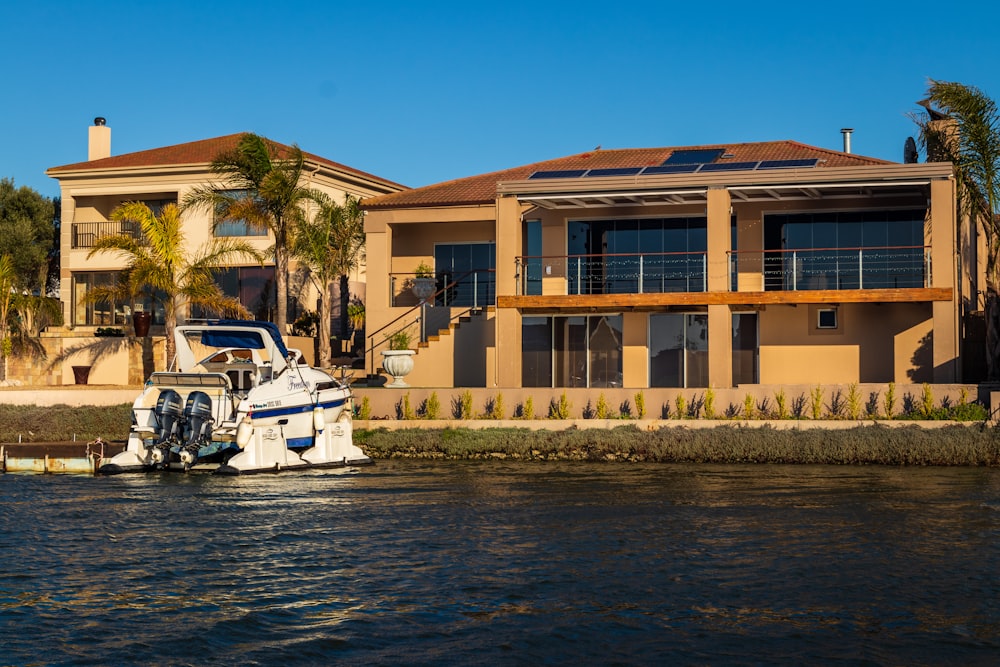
[48,133,406,189]
[362,140,891,210]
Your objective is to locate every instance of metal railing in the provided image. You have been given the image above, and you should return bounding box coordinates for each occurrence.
[369,270,493,378]
[389,269,496,307]
[728,245,931,291]
[72,222,147,249]
[516,251,708,295]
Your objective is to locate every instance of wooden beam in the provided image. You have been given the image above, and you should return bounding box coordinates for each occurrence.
[498,287,953,310]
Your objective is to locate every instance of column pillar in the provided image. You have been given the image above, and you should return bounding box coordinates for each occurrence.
[495,196,522,386]
[930,177,958,382]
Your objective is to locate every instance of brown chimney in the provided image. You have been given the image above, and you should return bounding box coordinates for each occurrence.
[88,117,111,161]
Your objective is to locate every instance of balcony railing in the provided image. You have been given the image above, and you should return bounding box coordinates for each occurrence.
[390,270,496,307]
[517,252,707,296]
[72,222,147,249]
[728,245,931,291]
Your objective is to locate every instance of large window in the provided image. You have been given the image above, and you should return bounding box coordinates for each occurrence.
[71,272,164,326]
[523,220,543,296]
[567,217,707,294]
[190,266,275,321]
[214,190,268,237]
[521,315,622,388]
[434,242,495,306]
[763,210,925,290]
[649,313,708,388]
[732,313,758,385]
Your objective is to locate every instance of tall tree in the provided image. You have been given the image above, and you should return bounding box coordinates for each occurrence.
[86,202,264,366]
[0,178,56,292]
[916,80,1000,379]
[183,133,317,334]
[329,194,365,340]
[0,254,17,380]
[291,193,365,367]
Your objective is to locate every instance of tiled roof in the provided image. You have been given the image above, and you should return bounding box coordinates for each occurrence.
[48,133,407,189]
[362,141,892,210]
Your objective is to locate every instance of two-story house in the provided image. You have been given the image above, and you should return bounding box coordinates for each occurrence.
[37,119,405,385]
[362,140,976,392]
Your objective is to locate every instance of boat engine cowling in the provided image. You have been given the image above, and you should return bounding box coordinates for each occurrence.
[154,389,184,443]
[183,391,214,445]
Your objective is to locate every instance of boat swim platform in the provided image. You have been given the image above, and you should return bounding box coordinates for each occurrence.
[1,441,126,474]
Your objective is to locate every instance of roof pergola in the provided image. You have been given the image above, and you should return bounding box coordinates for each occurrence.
[498,163,952,210]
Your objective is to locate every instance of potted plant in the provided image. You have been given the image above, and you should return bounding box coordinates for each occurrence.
[380,328,415,387]
[409,261,436,302]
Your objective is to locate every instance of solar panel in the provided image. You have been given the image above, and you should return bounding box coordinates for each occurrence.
[641,164,701,175]
[698,161,760,172]
[584,167,644,177]
[662,149,724,165]
[757,158,820,169]
[528,169,588,179]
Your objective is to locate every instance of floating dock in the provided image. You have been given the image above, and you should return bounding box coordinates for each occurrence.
[1,441,126,474]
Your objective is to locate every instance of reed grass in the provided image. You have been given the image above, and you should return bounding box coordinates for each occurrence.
[355,424,1000,466]
[0,404,134,443]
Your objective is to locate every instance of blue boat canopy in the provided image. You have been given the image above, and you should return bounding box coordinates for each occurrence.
[202,320,290,360]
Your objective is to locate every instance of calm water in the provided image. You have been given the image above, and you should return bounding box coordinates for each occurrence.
[1,461,999,666]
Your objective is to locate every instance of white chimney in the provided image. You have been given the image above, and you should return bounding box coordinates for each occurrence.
[840,128,853,154]
[88,117,111,161]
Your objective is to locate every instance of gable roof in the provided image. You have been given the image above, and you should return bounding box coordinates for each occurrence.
[362,140,892,210]
[47,133,407,190]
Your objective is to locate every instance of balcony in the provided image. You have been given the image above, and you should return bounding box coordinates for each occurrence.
[72,222,147,249]
[517,251,707,296]
[499,245,949,311]
[729,245,930,292]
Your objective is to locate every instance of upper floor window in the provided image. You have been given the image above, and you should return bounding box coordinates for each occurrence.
[214,190,268,237]
[567,217,707,294]
[762,210,926,291]
[433,242,495,307]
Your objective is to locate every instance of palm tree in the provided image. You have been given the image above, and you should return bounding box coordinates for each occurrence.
[328,194,365,340]
[291,193,365,367]
[0,254,60,380]
[916,80,1000,379]
[183,133,318,335]
[85,202,264,366]
[0,254,16,380]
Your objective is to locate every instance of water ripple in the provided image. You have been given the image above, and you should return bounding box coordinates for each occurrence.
[1,463,999,665]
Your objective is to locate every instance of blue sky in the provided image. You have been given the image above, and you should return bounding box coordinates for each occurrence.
[3,0,999,199]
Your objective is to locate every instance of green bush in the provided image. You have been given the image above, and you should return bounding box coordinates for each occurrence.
[424,392,441,420]
[549,393,571,419]
[884,382,897,420]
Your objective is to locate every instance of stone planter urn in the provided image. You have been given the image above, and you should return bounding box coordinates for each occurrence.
[380,349,415,387]
[410,277,436,302]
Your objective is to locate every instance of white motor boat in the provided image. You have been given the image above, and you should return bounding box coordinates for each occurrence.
[99,320,372,475]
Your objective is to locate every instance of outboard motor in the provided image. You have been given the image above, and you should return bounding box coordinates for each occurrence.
[154,389,184,444]
[183,391,214,445]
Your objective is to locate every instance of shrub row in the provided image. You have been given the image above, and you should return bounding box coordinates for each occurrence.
[360,383,989,423]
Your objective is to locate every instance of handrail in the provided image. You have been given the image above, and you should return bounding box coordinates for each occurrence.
[366,269,491,378]
[727,244,928,255]
[519,250,705,260]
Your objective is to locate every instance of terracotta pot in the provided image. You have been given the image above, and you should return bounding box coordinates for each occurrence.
[132,311,152,337]
[72,365,91,385]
